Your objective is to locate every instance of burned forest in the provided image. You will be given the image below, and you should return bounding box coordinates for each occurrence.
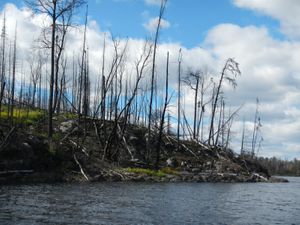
[0,0,289,184]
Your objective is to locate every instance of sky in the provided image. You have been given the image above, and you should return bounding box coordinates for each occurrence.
[0,0,300,160]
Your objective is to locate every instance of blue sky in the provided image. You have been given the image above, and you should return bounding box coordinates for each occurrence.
[1,0,282,47]
[0,0,300,159]
[88,0,282,47]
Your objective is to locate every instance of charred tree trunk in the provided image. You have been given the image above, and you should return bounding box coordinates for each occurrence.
[155,52,169,169]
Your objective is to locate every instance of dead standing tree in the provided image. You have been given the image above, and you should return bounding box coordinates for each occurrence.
[28,49,44,108]
[251,97,263,158]
[9,23,17,125]
[26,0,86,138]
[52,8,74,113]
[101,41,152,161]
[208,58,241,146]
[182,70,202,140]
[155,51,170,168]
[147,0,167,160]
[0,14,6,116]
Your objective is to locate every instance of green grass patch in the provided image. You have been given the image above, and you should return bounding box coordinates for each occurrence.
[160,167,179,175]
[125,168,171,177]
[0,105,44,125]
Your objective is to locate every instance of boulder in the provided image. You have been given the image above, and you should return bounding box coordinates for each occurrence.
[166,157,178,167]
[59,120,76,133]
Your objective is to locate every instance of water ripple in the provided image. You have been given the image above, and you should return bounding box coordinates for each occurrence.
[0,178,299,225]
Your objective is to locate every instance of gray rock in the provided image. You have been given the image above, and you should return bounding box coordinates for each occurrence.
[59,120,76,133]
[166,174,176,180]
[179,171,192,176]
[191,168,201,173]
[170,177,181,182]
[166,158,178,167]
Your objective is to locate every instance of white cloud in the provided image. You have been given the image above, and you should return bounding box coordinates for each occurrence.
[144,0,162,6]
[233,0,300,39]
[143,16,170,32]
[144,17,171,32]
[204,23,300,159]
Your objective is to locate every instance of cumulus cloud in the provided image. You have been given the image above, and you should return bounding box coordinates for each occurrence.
[233,0,300,39]
[204,23,300,159]
[143,17,170,32]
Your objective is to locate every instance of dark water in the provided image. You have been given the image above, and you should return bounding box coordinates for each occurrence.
[0,177,299,225]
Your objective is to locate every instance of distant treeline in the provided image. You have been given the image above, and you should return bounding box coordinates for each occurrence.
[257,157,300,176]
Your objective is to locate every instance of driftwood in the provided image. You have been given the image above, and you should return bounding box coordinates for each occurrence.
[73,154,89,181]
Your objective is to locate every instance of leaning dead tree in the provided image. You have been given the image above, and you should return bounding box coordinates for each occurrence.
[208,58,241,146]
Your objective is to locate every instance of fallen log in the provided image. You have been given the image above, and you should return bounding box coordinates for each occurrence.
[73,154,89,181]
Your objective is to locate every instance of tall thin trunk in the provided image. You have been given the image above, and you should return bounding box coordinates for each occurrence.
[177,48,182,150]
[0,13,6,116]
[10,24,17,125]
[193,77,199,139]
[147,0,167,159]
[48,1,57,138]
[209,65,227,146]
[241,118,245,155]
[78,5,88,115]
[7,41,12,119]
[155,52,169,168]
[215,97,224,145]
[252,98,259,158]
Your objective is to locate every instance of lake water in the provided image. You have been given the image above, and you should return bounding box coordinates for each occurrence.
[0,177,299,225]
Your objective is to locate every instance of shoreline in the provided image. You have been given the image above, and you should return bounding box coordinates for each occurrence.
[0,169,289,185]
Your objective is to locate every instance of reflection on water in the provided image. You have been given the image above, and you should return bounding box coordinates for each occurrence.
[0,177,299,225]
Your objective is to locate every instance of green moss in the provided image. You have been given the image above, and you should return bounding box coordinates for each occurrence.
[125,168,166,177]
[160,167,179,175]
